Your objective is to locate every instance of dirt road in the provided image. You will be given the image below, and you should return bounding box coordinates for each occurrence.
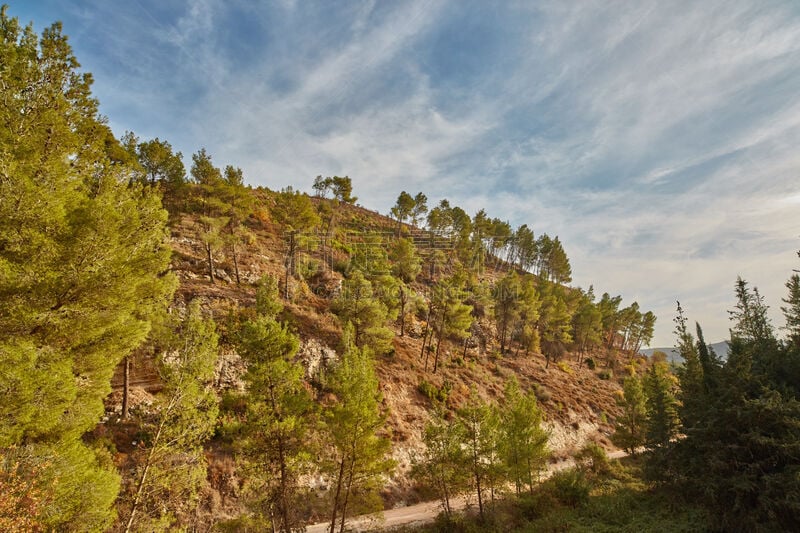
[306,449,628,532]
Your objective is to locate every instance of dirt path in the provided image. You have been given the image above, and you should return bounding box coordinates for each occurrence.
[306,450,629,532]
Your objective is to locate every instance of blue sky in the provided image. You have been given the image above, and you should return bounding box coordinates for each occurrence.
[15,1,800,346]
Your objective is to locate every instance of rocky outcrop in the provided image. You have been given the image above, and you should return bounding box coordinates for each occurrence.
[297,338,338,382]
[215,347,247,391]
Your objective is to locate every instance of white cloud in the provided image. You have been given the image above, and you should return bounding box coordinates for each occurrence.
[36,0,800,346]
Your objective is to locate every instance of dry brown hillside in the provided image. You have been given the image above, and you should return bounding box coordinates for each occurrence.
[107,188,631,522]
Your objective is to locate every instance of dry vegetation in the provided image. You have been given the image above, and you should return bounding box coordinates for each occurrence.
[106,194,629,522]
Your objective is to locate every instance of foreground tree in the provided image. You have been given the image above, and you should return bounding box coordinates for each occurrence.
[0,9,175,529]
[653,275,800,531]
[123,301,219,533]
[457,393,501,519]
[642,362,679,450]
[782,273,800,348]
[612,375,647,454]
[499,379,549,494]
[325,326,394,533]
[237,276,315,532]
[411,409,469,519]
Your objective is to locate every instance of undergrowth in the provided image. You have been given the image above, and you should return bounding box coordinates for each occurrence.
[396,454,709,533]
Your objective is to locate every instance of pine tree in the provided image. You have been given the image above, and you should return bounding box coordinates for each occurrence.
[123,300,220,533]
[389,237,421,284]
[673,302,704,428]
[271,187,321,298]
[781,273,800,348]
[499,379,549,494]
[643,363,679,450]
[332,270,394,354]
[537,281,573,368]
[410,192,429,228]
[129,136,186,211]
[571,289,603,366]
[237,276,315,532]
[0,9,175,529]
[428,275,473,373]
[390,191,415,234]
[411,408,469,519]
[190,148,229,283]
[324,326,394,533]
[457,392,501,518]
[514,277,542,356]
[493,272,521,354]
[221,165,254,285]
[612,375,647,454]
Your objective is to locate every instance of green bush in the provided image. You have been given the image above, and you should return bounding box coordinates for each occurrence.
[585,357,596,370]
[417,380,450,404]
[515,491,559,520]
[549,469,591,508]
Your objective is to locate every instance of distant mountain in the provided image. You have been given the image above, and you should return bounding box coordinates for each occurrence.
[639,341,729,364]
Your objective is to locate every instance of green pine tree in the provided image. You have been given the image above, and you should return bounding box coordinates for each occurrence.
[0,8,175,529]
[612,375,647,454]
[237,276,315,532]
[324,326,394,533]
[643,362,680,450]
[499,378,549,494]
[411,408,469,519]
[123,300,219,533]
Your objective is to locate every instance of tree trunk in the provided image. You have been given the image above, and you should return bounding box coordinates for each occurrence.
[339,454,356,533]
[432,306,447,373]
[328,459,346,533]
[284,232,296,300]
[473,446,484,518]
[232,243,241,285]
[398,286,406,337]
[205,242,215,283]
[125,393,177,533]
[433,333,444,373]
[121,355,130,419]
[269,384,290,532]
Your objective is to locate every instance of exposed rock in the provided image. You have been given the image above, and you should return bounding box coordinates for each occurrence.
[214,268,232,283]
[297,338,338,382]
[240,266,262,284]
[215,347,247,392]
[544,410,602,456]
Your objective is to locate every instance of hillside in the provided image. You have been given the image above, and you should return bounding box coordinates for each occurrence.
[106,186,640,526]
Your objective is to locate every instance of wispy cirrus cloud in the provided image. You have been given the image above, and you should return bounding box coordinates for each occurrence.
[15,0,800,345]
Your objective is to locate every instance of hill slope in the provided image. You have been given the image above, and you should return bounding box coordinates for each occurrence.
[109,188,634,524]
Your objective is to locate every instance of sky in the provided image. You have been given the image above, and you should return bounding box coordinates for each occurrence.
[14,0,800,346]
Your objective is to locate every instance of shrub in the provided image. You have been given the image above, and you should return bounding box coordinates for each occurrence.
[557,361,573,374]
[549,469,591,508]
[575,443,614,479]
[585,357,596,370]
[598,369,613,380]
[417,380,450,404]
